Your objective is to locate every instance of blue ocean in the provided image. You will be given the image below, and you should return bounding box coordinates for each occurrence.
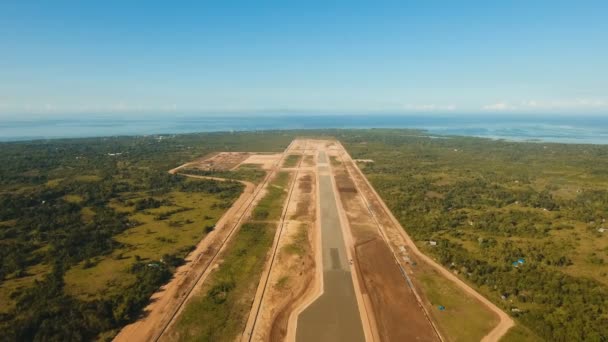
[1,114,607,144]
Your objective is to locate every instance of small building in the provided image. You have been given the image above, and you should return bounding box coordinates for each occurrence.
[598,227,606,233]
[429,240,438,246]
[518,258,525,264]
[512,261,519,267]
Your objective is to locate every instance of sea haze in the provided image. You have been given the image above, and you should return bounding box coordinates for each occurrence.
[0,114,607,144]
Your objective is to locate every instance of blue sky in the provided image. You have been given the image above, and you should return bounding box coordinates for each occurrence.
[0,1,607,116]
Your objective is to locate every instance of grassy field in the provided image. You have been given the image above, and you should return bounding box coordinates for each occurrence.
[172,221,275,341]
[252,172,290,220]
[171,170,292,341]
[181,163,267,184]
[0,131,299,340]
[416,264,498,342]
[500,324,543,342]
[282,223,308,257]
[336,129,608,340]
[282,154,302,168]
[64,190,233,300]
[0,263,51,314]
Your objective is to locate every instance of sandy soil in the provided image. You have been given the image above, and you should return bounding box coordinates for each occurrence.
[241,140,320,342]
[357,238,438,341]
[113,177,256,342]
[294,167,367,342]
[332,156,439,342]
[242,153,284,170]
[336,141,515,342]
[286,142,375,342]
[302,155,315,167]
[243,171,317,341]
[193,152,252,171]
[247,140,376,342]
[113,142,293,342]
[127,139,513,342]
[169,152,283,174]
[288,139,308,151]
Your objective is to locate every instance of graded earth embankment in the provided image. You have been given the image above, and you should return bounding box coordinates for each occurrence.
[296,152,365,342]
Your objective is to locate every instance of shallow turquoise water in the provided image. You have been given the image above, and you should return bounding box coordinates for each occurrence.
[1,114,607,144]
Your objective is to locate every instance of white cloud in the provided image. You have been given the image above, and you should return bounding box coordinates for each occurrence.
[518,98,608,110]
[482,98,608,112]
[482,102,514,111]
[403,104,456,111]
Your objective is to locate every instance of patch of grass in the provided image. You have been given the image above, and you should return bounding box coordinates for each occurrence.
[329,156,341,166]
[74,175,102,182]
[252,172,290,220]
[45,178,64,188]
[64,190,228,300]
[80,206,98,222]
[171,168,295,341]
[181,163,267,184]
[173,221,276,341]
[303,155,314,166]
[282,224,308,256]
[500,324,543,342]
[417,266,499,342]
[63,194,83,203]
[272,171,290,188]
[275,275,290,289]
[283,154,302,168]
[0,263,51,313]
[339,129,608,340]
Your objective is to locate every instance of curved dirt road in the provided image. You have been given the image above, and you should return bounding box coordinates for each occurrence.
[114,173,257,342]
[337,141,514,342]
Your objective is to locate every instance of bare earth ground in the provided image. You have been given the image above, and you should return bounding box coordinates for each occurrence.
[331,148,439,342]
[335,141,514,342]
[245,140,374,342]
[114,144,291,342]
[243,169,317,341]
[241,153,284,170]
[294,147,369,342]
[113,177,256,342]
[117,139,513,342]
[241,140,323,342]
[168,152,283,175]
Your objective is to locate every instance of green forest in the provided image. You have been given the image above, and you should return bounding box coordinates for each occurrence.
[0,132,292,340]
[2,128,608,341]
[336,129,608,341]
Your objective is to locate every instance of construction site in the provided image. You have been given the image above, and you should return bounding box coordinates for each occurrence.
[114,139,513,342]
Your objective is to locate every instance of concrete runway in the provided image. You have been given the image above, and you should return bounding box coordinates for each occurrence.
[296,151,365,342]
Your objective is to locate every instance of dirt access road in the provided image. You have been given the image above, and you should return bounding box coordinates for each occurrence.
[114,143,294,342]
[334,141,514,342]
[252,140,437,342]
[241,140,319,342]
[116,138,513,342]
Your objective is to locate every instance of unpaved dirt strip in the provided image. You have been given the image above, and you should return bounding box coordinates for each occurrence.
[335,141,514,342]
[114,177,256,342]
[331,148,440,342]
[241,141,309,341]
[114,141,295,342]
